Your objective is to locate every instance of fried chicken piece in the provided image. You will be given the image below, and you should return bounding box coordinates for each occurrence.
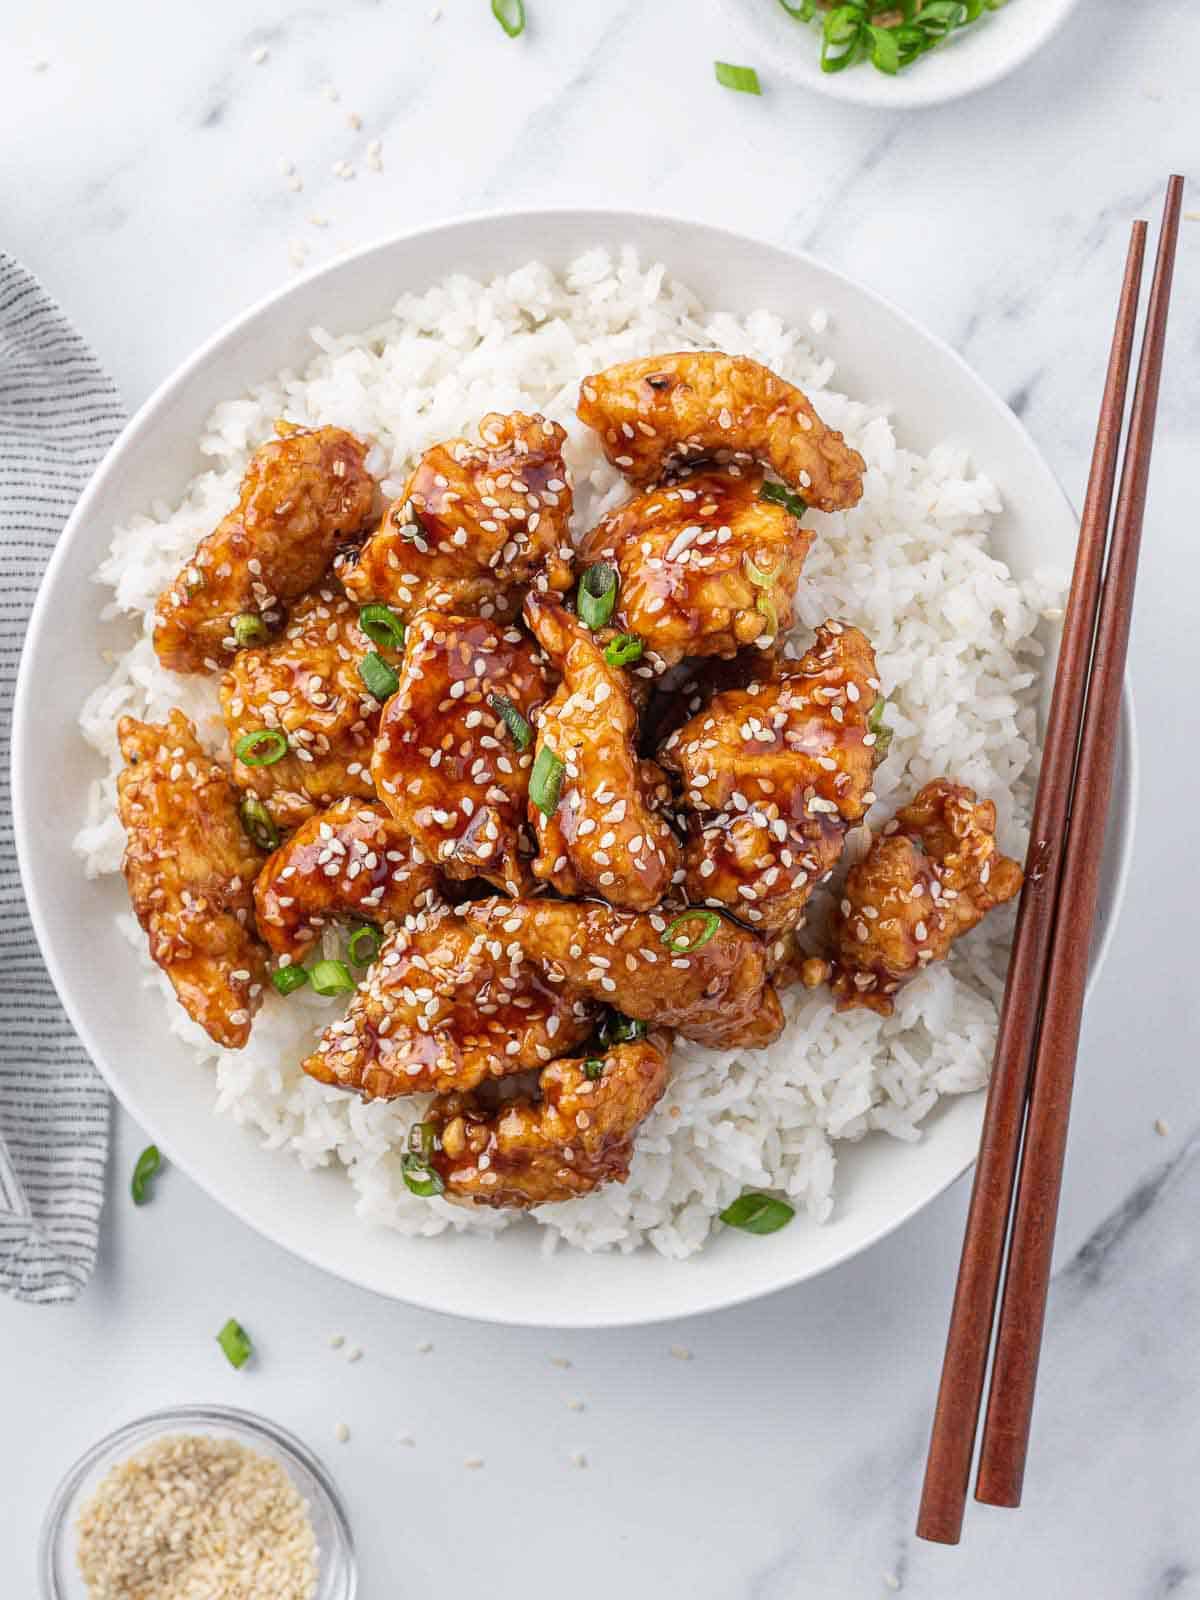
[577,352,864,513]
[116,711,268,1049]
[578,466,813,666]
[427,1033,671,1209]
[302,903,596,1099]
[154,423,375,675]
[523,593,681,912]
[253,799,439,961]
[220,586,389,830]
[660,622,881,935]
[339,412,574,622]
[372,611,553,895]
[461,897,784,1051]
[827,778,1024,1015]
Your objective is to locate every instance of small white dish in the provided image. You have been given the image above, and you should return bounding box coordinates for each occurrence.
[715,0,1084,108]
[11,208,1134,1327]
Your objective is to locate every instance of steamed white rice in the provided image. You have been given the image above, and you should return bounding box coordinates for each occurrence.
[74,249,1062,1258]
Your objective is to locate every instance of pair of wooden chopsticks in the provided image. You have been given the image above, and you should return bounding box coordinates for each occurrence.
[916,173,1185,1546]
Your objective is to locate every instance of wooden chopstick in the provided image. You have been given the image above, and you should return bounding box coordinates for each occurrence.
[914,217,1149,1547]
[975,173,1185,1508]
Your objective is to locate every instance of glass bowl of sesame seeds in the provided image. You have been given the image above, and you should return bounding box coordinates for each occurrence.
[39,1404,356,1600]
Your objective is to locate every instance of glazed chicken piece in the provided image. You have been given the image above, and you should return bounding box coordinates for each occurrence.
[460,897,784,1051]
[826,778,1024,1015]
[372,611,554,895]
[154,423,375,675]
[427,1033,672,1209]
[116,711,268,1049]
[578,466,813,666]
[660,622,881,935]
[302,903,597,1099]
[577,352,864,513]
[253,799,439,961]
[220,586,391,831]
[339,412,574,622]
[523,593,681,912]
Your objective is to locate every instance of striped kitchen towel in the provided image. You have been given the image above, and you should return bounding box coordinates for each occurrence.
[0,253,124,1302]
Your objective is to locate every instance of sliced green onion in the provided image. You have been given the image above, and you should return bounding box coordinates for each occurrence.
[583,1058,605,1081]
[867,693,893,759]
[743,552,781,589]
[232,612,268,647]
[597,1011,647,1048]
[271,963,309,997]
[661,909,722,955]
[776,0,816,17]
[719,1192,795,1235]
[310,959,356,997]
[578,562,618,630]
[358,651,400,701]
[408,1121,437,1161]
[714,61,762,94]
[604,633,644,668]
[759,480,808,520]
[756,591,779,638]
[130,1144,161,1206]
[401,1152,445,1197]
[489,692,532,751]
[358,603,406,652]
[239,795,280,853]
[235,728,288,767]
[530,745,565,816]
[491,0,525,37]
[216,1317,253,1369]
[348,925,382,967]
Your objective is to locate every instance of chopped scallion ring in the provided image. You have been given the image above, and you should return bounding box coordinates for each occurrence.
[661,909,722,955]
[583,1058,605,1081]
[530,745,565,816]
[489,692,532,751]
[310,959,356,997]
[130,1144,161,1206]
[358,651,400,701]
[216,1317,253,1369]
[867,693,893,759]
[598,1011,647,1048]
[719,1191,795,1234]
[714,61,762,94]
[759,480,808,519]
[756,591,779,638]
[742,552,781,588]
[232,612,268,647]
[401,1153,445,1197]
[604,633,644,668]
[358,603,406,652]
[239,794,280,853]
[578,562,618,630]
[408,1121,438,1161]
[491,0,526,37]
[235,728,288,767]
[348,925,382,967]
[271,963,309,997]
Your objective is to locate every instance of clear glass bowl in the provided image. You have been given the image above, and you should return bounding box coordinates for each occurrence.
[39,1404,356,1599]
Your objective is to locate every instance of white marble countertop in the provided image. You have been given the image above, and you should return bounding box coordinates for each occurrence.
[2,1,1198,1593]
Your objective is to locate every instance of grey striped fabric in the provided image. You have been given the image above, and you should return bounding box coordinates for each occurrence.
[0,253,124,1302]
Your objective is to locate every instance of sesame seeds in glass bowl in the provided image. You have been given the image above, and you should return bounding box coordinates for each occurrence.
[38,1405,356,1600]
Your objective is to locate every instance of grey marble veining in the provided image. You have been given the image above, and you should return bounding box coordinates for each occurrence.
[1,0,1198,1592]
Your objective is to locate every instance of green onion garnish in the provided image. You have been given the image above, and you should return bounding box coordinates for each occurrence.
[867,693,893,759]
[604,633,644,668]
[597,1011,647,1048]
[271,963,309,996]
[756,591,779,638]
[401,1153,445,1197]
[358,603,406,652]
[232,612,268,647]
[577,562,618,630]
[130,1144,161,1205]
[719,1192,795,1235]
[310,959,356,996]
[781,0,1005,77]
[583,1058,605,1081]
[235,728,288,767]
[489,692,532,751]
[348,925,381,967]
[239,794,280,853]
[776,0,816,16]
[661,909,721,955]
[358,651,399,701]
[530,745,565,816]
[217,1317,253,1369]
[491,0,526,37]
[759,480,808,519]
[409,1121,437,1161]
[714,61,762,94]
[743,552,781,589]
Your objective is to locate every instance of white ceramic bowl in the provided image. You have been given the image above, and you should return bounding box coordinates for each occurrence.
[12,209,1134,1328]
[715,0,1084,108]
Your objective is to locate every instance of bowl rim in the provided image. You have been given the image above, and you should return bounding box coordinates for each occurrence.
[11,205,1138,1327]
[37,1402,357,1599]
